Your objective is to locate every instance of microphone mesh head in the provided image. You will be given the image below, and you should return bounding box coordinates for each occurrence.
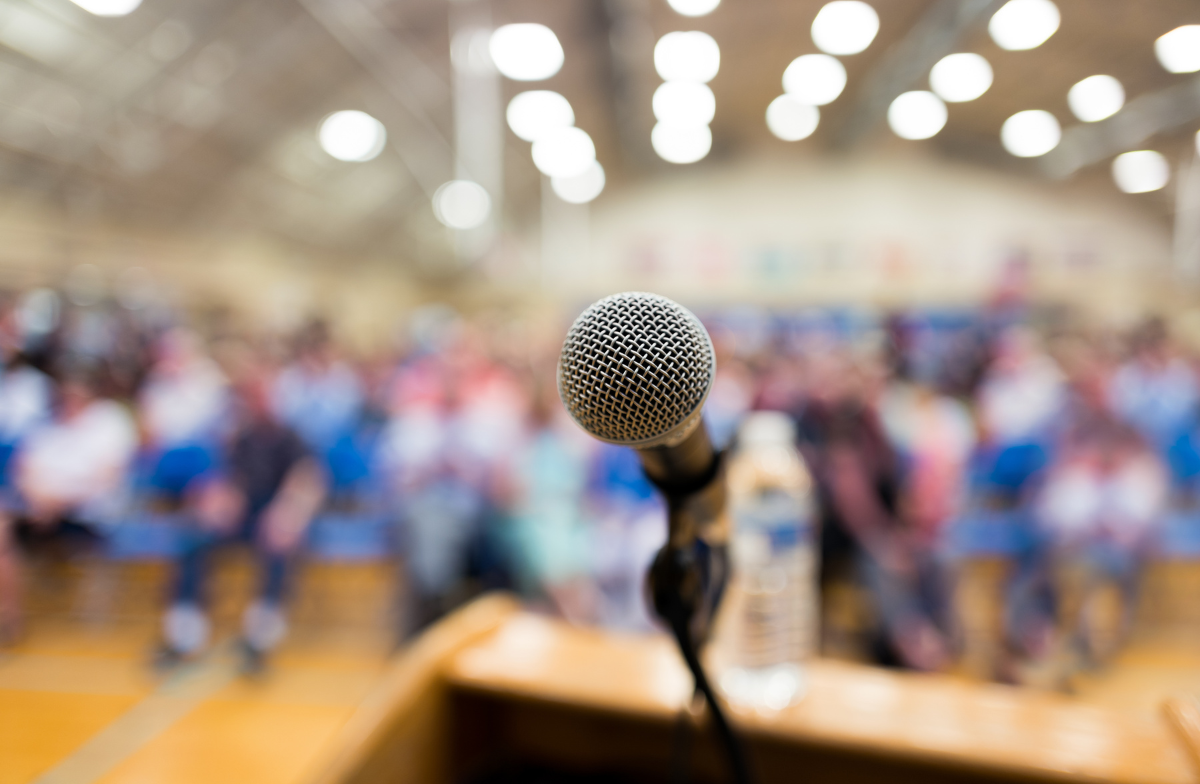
[558,292,715,448]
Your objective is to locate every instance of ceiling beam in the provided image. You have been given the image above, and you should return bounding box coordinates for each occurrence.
[1040,74,1200,179]
[834,0,1004,150]
[601,0,658,170]
[296,0,454,198]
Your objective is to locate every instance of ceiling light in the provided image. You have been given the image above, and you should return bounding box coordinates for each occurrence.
[811,1,879,56]
[654,32,720,83]
[988,0,1059,51]
[887,91,947,140]
[489,24,564,81]
[653,81,716,126]
[782,54,847,106]
[1155,26,1200,74]
[667,0,721,17]
[506,91,574,142]
[531,126,596,178]
[929,53,992,102]
[551,161,606,204]
[766,95,819,141]
[318,111,386,162]
[1000,109,1061,157]
[651,122,712,163]
[1112,151,1169,194]
[433,180,491,229]
[1067,75,1124,122]
[68,0,142,16]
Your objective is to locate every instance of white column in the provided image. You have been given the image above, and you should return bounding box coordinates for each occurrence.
[449,0,503,262]
[1175,154,1200,281]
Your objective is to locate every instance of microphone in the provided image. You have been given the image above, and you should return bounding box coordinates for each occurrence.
[557,291,751,784]
[557,290,729,630]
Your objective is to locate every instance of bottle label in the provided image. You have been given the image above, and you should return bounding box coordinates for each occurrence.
[733,489,811,557]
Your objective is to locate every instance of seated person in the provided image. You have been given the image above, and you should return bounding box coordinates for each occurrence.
[1035,420,1166,681]
[272,321,363,457]
[159,364,326,674]
[136,328,229,502]
[0,364,137,643]
[974,328,1065,499]
[272,321,367,507]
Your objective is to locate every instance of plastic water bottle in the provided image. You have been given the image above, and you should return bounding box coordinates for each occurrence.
[716,411,817,710]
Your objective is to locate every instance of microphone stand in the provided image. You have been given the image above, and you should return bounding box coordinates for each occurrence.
[645,449,753,784]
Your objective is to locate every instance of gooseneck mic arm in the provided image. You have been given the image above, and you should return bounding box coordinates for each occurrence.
[558,292,753,784]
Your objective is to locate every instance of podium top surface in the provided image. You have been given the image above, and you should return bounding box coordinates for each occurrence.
[445,612,1194,784]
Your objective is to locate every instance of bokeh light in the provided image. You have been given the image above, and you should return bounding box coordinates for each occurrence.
[531,126,596,178]
[811,1,880,56]
[782,54,847,106]
[654,32,721,83]
[68,0,142,16]
[506,91,575,142]
[667,0,721,17]
[551,161,606,203]
[652,122,712,163]
[653,82,716,126]
[887,91,948,140]
[318,111,386,162]
[433,180,492,229]
[1000,109,1061,157]
[988,0,1060,51]
[1112,150,1170,194]
[1155,26,1200,74]
[1067,75,1124,122]
[929,53,992,103]
[766,95,820,141]
[489,24,564,81]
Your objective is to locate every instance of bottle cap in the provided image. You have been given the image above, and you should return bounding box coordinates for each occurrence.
[737,410,795,447]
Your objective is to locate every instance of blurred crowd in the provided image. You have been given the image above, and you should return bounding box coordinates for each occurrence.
[0,286,666,673]
[0,283,1198,686]
[724,308,1194,686]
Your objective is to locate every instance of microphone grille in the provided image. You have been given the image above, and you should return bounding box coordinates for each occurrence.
[558,292,715,447]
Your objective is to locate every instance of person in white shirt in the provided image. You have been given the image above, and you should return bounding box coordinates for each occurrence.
[271,321,364,457]
[1108,320,1199,454]
[977,328,1066,449]
[1036,422,1167,676]
[0,360,50,453]
[0,366,137,643]
[137,329,229,498]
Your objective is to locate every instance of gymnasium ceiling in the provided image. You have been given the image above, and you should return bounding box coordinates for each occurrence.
[0,0,1198,263]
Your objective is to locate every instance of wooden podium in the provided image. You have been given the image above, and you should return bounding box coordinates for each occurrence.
[310,594,1195,784]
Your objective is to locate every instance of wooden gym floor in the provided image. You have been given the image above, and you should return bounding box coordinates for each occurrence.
[4,555,1200,784]
[1,555,397,784]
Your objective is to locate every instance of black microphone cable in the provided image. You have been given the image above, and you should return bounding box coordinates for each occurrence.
[651,542,753,784]
[658,576,753,784]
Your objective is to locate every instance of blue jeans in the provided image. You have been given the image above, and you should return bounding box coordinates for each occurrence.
[171,514,290,606]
